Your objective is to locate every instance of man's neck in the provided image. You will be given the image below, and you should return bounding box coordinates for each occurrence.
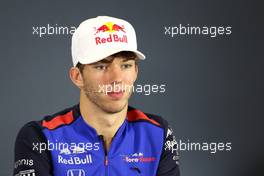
[79,92,128,149]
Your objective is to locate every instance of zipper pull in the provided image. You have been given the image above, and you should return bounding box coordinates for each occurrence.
[104,155,108,166]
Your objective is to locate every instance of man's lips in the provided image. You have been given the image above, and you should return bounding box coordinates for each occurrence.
[106,91,124,98]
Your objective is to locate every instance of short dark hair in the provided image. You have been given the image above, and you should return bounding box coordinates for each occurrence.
[111,51,137,59]
[76,51,137,74]
[76,62,86,74]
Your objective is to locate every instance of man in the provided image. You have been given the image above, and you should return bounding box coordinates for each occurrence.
[14,16,180,176]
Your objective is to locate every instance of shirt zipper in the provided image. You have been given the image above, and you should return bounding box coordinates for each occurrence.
[98,121,126,175]
[99,135,109,175]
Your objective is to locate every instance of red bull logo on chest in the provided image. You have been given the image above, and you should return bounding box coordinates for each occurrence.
[94,22,128,45]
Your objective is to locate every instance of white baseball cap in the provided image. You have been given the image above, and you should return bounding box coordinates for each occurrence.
[71,16,145,66]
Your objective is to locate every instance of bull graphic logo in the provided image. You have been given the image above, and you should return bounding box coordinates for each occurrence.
[94,22,125,35]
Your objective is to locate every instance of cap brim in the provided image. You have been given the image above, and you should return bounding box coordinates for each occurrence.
[78,48,145,65]
[130,50,145,60]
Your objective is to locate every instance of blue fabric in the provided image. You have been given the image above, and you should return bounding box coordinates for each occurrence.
[43,115,164,176]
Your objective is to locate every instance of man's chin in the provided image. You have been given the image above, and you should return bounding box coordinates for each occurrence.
[100,102,128,114]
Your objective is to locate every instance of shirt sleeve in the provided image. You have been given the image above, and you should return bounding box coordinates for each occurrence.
[13,121,53,176]
[157,126,180,176]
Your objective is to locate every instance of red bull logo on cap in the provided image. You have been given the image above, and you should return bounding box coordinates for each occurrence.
[94,22,127,45]
[94,22,126,34]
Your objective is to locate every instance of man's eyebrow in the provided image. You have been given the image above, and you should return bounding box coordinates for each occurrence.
[91,58,113,64]
[96,59,112,64]
[92,58,135,65]
[122,58,135,62]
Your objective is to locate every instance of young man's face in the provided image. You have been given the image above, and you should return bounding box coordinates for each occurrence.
[80,55,138,113]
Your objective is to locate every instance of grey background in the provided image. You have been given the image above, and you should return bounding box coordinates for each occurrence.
[1,0,263,175]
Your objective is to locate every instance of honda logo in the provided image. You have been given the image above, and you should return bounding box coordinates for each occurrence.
[67,169,85,176]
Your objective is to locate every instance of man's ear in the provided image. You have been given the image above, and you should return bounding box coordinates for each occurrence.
[69,67,84,88]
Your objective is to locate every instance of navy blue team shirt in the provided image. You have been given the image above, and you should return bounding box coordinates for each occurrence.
[14,104,180,176]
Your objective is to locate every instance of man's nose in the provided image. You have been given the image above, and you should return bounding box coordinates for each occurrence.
[107,65,123,83]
